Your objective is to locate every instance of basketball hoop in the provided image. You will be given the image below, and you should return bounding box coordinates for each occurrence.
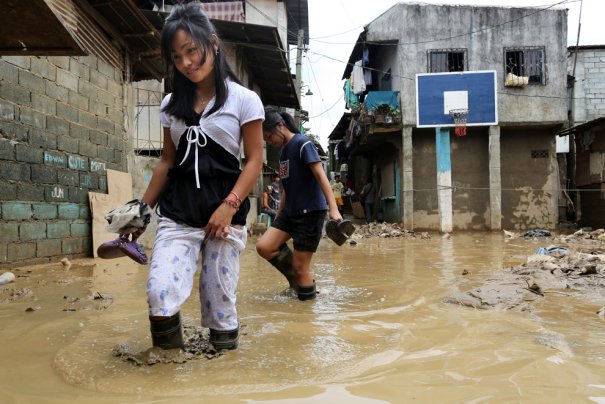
[449,108,469,137]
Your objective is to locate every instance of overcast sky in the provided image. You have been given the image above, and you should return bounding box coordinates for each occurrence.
[294,0,603,148]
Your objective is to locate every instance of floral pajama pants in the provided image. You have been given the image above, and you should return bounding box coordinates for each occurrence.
[147,215,247,331]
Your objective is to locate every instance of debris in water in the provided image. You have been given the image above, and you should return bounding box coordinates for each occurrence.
[60,258,71,269]
[0,271,16,285]
[556,228,605,244]
[352,223,431,239]
[445,251,605,311]
[525,281,544,296]
[523,229,552,239]
[580,264,598,275]
[503,229,518,239]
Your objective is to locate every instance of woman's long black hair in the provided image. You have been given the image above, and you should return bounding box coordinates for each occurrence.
[160,3,241,123]
[263,107,298,134]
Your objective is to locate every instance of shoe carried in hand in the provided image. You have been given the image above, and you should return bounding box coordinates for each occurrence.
[325,219,355,246]
[97,236,148,265]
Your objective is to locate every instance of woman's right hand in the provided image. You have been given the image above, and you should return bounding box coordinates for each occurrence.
[124,225,147,242]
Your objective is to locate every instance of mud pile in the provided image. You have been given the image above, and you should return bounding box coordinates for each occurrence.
[556,228,605,244]
[352,222,431,239]
[445,250,605,316]
[112,324,237,366]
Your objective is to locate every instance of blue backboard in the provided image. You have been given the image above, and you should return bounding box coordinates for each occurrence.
[416,70,498,128]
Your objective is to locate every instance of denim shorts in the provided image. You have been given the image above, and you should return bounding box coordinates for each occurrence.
[271,210,327,252]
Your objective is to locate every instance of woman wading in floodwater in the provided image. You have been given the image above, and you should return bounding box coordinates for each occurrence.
[127,4,264,351]
[256,108,341,300]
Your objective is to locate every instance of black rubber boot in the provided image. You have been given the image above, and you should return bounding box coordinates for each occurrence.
[269,244,297,290]
[149,312,184,350]
[209,327,239,351]
[297,282,317,301]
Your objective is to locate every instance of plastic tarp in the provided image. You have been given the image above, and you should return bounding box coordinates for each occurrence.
[364,91,399,110]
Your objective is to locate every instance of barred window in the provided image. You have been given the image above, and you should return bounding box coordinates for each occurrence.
[531,150,549,159]
[428,49,466,72]
[505,48,545,85]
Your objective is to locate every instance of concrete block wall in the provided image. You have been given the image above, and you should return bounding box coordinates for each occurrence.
[0,55,126,265]
[571,49,605,124]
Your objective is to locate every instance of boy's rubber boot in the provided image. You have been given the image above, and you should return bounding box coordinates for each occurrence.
[149,312,184,350]
[269,244,298,290]
[325,219,356,246]
[337,219,355,238]
[209,327,239,350]
[297,281,317,301]
[325,220,347,246]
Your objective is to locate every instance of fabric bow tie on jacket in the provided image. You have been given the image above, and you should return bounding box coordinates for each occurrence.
[179,125,208,189]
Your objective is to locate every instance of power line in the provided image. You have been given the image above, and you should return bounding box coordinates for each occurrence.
[306,48,594,101]
[308,95,343,119]
[312,0,577,47]
[310,25,365,40]
[307,54,334,126]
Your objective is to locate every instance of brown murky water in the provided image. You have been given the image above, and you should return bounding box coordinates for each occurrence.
[1,233,604,403]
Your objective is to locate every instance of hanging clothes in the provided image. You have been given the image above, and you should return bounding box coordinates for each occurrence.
[364,69,372,86]
[361,48,372,86]
[351,60,366,94]
[344,78,360,109]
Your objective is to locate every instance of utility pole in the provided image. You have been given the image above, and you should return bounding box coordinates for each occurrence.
[294,28,304,128]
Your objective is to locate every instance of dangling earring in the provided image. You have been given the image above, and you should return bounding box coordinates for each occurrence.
[215,48,219,56]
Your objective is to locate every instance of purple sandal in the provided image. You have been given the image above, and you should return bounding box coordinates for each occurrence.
[97,236,148,265]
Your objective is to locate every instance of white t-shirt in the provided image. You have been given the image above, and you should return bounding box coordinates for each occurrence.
[160,80,264,159]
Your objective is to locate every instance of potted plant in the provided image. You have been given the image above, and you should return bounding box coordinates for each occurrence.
[372,103,390,124]
[359,106,374,124]
[386,106,401,124]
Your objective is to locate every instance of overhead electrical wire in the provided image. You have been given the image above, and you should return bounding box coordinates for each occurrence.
[247,0,578,52]
[243,0,586,125]
[312,0,578,46]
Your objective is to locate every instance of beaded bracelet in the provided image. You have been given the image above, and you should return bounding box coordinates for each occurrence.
[222,199,239,210]
[228,191,242,206]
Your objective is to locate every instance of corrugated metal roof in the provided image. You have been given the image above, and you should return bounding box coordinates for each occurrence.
[49,0,123,70]
[213,19,299,109]
[557,116,605,136]
[0,0,85,56]
[0,0,302,100]
[87,0,163,80]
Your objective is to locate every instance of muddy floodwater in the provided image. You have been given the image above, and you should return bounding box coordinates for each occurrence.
[1,233,604,403]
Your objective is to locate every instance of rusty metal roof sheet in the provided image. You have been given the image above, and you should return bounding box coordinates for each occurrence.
[213,19,299,109]
[0,0,85,56]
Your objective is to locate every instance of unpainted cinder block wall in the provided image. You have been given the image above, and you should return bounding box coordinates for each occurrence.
[0,55,126,266]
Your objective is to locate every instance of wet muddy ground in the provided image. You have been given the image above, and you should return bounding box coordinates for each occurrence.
[1,229,604,403]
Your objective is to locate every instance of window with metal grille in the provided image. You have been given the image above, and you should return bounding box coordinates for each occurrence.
[505,48,545,85]
[531,150,549,159]
[428,49,466,72]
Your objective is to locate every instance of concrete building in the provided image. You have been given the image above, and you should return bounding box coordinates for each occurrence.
[569,45,605,126]
[0,0,306,265]
[559,45,605,227]
[333,3,568,231]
